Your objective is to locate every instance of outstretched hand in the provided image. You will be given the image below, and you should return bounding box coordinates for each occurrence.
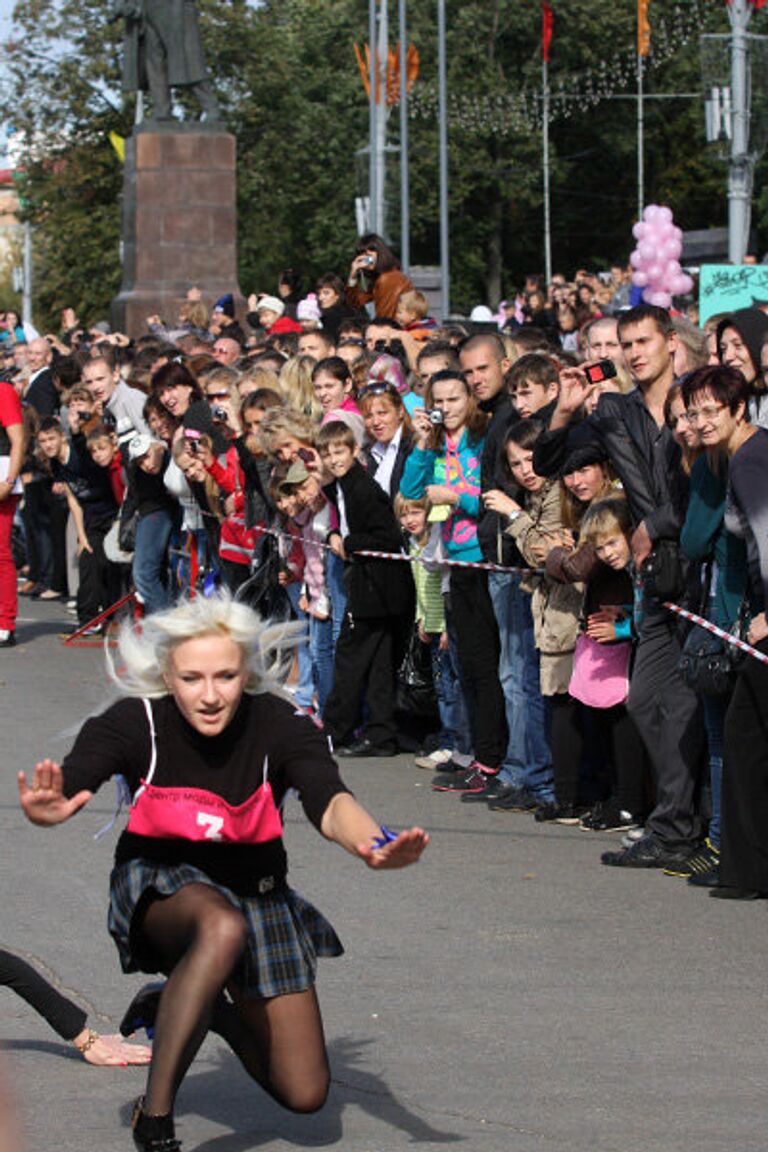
[356,827,430,870]
[18,759,92,826]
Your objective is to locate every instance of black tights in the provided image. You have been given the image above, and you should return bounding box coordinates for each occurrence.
[550,695,649,814]
[137,884,330,1118]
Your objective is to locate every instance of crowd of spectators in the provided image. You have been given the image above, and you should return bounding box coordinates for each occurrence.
[1,235,767,896]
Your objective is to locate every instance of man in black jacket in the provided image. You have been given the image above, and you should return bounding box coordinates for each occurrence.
[534,304,705,869]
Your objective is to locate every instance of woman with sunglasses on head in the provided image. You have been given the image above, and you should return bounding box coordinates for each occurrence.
[359,379,414,500]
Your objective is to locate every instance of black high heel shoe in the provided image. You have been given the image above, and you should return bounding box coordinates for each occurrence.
[120,982,165,1039]
[132,1097,181,1152]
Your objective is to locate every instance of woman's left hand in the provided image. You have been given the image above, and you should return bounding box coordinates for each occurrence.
[747,612,768,646]
[357,827,430,870]
[425,484,457,507]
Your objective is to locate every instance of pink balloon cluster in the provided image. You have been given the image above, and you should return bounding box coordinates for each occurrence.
[629,204,693,309]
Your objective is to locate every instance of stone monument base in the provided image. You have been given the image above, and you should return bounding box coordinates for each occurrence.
[112,127,243,338]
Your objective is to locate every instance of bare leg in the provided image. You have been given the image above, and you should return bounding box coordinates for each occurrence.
[135,884,247,1116]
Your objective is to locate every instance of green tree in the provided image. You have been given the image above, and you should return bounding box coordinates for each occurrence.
[6,0,753,327]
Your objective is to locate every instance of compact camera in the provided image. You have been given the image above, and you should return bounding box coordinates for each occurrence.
[426,408,444,425]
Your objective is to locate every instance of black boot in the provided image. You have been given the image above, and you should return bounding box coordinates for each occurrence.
[120,982,165,1039]
[132,1097,181,1152]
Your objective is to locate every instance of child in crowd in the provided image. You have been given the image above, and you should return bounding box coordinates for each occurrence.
[36,417,121,634]
[486,419,583,820]
[311,357,362,420]
[506,353,560,420]
[320,420,415,756]
[168,436,217,593]
[545,444,649,834]
[272,460,334,712]
[396,493,471,768]
[395,289,437,338]
[85,424,126,506]
[560,497,649,832]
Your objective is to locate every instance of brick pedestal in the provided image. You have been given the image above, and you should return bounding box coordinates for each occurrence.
[112,128,243,337]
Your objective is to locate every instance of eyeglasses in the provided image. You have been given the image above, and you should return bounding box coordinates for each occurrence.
[206,390,230,400]
[686,404,726,425]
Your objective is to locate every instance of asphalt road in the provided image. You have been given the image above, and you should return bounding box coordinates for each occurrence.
[1,601,767,1152]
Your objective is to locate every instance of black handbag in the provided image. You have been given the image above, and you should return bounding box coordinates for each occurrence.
[396,627,438,717]
[678,563,747,697]
[642,538,684,602]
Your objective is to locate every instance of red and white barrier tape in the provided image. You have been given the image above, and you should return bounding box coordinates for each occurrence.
[251,523,541,576]
[664,601,768,667]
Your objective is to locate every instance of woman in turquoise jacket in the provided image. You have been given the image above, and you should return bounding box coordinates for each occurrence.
[400,369,507,792]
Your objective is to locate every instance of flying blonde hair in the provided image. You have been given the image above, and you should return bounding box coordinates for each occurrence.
[108,591,302,699]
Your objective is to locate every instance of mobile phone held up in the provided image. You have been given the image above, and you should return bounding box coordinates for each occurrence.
[583,359,617,386]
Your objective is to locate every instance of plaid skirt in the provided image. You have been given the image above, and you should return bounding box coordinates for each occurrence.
[108,859,344,999]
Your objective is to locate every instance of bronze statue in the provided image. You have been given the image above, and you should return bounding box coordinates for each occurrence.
[110,0,220,123]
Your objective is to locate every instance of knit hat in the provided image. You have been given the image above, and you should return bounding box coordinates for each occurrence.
[255,295,285,318]
[213,294,235,319]
[297,293,322,324]
[715,307,768,377]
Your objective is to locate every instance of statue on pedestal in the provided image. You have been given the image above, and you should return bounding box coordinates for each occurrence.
[110,0,220,123]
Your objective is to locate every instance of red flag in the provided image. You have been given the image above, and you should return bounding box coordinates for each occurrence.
[542,2,553,63]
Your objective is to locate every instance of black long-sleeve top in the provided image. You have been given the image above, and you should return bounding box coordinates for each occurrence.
[61,693,350,896]
[534,390,688,541]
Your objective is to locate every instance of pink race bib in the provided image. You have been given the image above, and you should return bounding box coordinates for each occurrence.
[126,780,283,844]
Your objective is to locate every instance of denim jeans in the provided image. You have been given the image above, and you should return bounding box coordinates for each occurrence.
[133,509,174,616]
[702,692,727,850]
[286,582,315,709]
[488,571,553,798]
[326,553,347,647]
[429,626,472,754]
[310,614,335,714]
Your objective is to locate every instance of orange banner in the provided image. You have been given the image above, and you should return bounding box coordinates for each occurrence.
[638,0,651,57]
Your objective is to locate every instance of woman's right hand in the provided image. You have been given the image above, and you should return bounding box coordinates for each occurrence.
[410,407,432,449]
[18,760,92,826]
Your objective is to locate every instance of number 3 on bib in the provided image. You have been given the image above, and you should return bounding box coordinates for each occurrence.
[197,812,224,841]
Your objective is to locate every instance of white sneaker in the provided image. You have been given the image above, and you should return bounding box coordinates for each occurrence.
[414,748,452,770]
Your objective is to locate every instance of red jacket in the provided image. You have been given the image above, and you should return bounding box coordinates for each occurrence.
[268,316,302,335]
[207,447,257,567]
